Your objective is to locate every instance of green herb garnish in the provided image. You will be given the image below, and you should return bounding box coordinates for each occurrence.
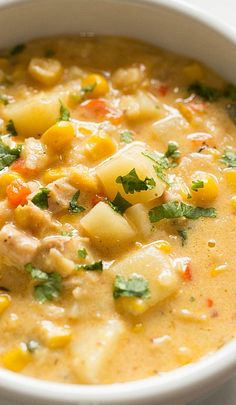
[108,192,131,214]
[164,141,180,162]
[116,168,156,194]
[0,141,21,171]
[6,119,17,136]
[10,44,25,56]
[113,274,150,299]
[58,100,70,121]
[25,263,62,303]
[149,201,216,223]
[69,190,85,213]
[81,83,96,94]
[120,130,133,144]
[220,149,236,167]
[188,81,221,102]
[31,188,50,210]
[224,84,236,101]
[191,180,204,191]
[178,229,188,246]
[78,248,88,259]
[0,94,9,105]
[76,260,103,272]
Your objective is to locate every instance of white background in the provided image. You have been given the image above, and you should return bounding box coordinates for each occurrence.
[0,0,235,404]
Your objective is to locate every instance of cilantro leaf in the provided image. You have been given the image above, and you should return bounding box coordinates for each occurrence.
[76,260,103,271]
[10,43,25,56]
[69,190,85,213]
[153,164,171,186]
[25,263,62,303]
[58,100,70,121]
[113,274,150,299]
[165,141,180,160]
[221,149,236,167]
[120,131,133,144]
[188,81,221,102]
[0,141,21,171]
[149,201,216,223]
[178,229,188,246]
[6,119,17,136]
[108,192,131,214]
[116,168,156,194]
[224,84,236,101]
[78,248,88,259]
[143,150,170,169]
[31,188,50,210]
[0,94,9,105]
[191,180,204,191]
[81,83,96,94]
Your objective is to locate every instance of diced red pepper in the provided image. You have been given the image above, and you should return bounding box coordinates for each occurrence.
[183,263,193,281]
[158,84,169,97]
[11,158,37,177]
[91,193,106,207]
[6,179,31,207]
[206,298,214,308]
[77,99,123,125]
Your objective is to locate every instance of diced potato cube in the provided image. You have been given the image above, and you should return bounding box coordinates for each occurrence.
[71,319,124,383]
[120,91,161,121]
[112,245,179,313]
[39,320,72,349]
[96,142,165,204]
[2,343,31,372]
[80,201,136,246]
[125,203,152,239]
[3,93,65,137]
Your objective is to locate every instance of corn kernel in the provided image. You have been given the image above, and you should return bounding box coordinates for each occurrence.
[69,165,98,192]
[224,169,236,188]
[155,240,172,254]
[40,321,72,349]
[132,323,144,333]
[58,213,78,226]
[28,58,63,86]
[42,167,69,184]
[191,172,218,203]
[117,296,148,316]
[85,134,117,161]
[79,126,92,136]
[41,121,74,152]
[2,344,31,372]
[0,172,22,199]
[82,73,109,98]
[0,294,11,314]
[183,63,204,82]
[211,264,228,277]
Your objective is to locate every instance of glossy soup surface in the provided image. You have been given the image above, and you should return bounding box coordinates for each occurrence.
[0,36,236,384]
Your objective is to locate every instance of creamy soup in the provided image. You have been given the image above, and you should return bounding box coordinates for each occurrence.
[0,36,236,384]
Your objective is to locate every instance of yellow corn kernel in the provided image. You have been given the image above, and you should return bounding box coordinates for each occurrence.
[117,296,148,316]
[224,169,236,188]
[69,165,98,192]
[42,167,69,184]
[41,121,74,152]
[132,323,144,333]
[40,321,72,349]
[0,294,11,315]
[0,172,22,199]
[14,206,29,229]
[0,58,9,70]
[211,264,228,277]
[155,240,172,254]
[2,344,31,372]
[28,58,63,86]
[82,73,109,98]
[79,126,92,136]
[191,173,218,203]
[231,196,236,211]
[183,63,204,82]
[85,134,117,161]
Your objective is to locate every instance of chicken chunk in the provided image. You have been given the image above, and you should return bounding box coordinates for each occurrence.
[0,224,39,268]
[21,137,49,171]
[47,178,77,212]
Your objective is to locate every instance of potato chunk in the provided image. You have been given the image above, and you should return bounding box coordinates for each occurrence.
[3,93,63,137]
[96,142,165,204]
[112,245,179,313]
[80,202,136,246]
[71,319,124,383]
[125,203,152,239]
[120,91,161,121]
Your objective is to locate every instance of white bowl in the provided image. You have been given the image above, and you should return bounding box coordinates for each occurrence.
[0,1,236,404]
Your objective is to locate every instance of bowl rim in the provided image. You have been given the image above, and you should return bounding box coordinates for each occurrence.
[0,0,236,403]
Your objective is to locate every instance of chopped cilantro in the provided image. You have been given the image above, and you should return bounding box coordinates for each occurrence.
[58,100,70,121]
[60,230,74,237]
[108,192,131,214]
[81,83,96,94]
[31,188,50,210]
[113,274,150,299]
[191,180,204,191]
[25,263,62,303]
[164,141,180,162]
[189,296,196,302]
[120,130,133,144]
[143,150,170,169]
[220,149,236,167]
[188,81,221,102]
[78,248,88,259]
[0,141,21,171]
[6,119,17,136]
[76,260,103,271]
[149,201,216,223]
[69,190,85,213]
[44,49,55,58]
[153,164,171,186]
[0,94,9,105]
[178,229,188,246]
[224,84,236,101]
[116,168,156,194]
[10,43,25,56]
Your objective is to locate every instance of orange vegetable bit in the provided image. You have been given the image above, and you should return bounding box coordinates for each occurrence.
[158,84,169,97]
[186,132,213,147]
[11,158,37,178]
[183,262,193,281]
[91,193,106,207]
[206,298,214,308]
[6,179,31,207]
[77,99,123,125]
